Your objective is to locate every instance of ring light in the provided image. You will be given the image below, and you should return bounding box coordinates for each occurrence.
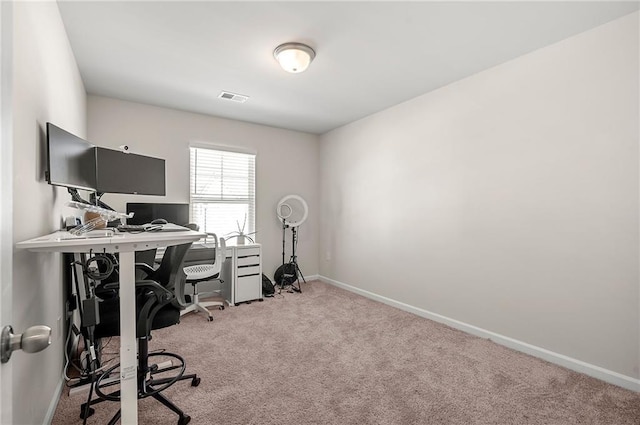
[277,203,293,220]
[276,194,308,228]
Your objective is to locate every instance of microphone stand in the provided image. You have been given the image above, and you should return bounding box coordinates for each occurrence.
[277,219,305,294]
[277,219,289,294]
[288,225,305,293]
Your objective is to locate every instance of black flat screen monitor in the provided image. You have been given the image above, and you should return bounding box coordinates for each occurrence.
[126,203,189,225]
[46,123,96,191]
[95,147,166,196]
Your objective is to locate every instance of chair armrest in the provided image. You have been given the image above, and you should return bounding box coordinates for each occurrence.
[135,262,156,276]
[136,279,174,304]
[201,233,219,249]
[102,281,119,291]
[172,273,189,310]
[102,279,173,304]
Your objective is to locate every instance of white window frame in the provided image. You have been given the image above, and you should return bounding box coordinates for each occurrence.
[189,145,256,239]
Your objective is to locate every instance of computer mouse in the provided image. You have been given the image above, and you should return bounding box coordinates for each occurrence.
[150,218,168,225]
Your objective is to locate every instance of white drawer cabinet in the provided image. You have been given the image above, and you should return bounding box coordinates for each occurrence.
[221,243,263,306]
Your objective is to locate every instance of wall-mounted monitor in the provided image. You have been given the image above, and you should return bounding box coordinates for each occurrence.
[45,123,96,191]
[126,203,189,225]
[95,147,166,196]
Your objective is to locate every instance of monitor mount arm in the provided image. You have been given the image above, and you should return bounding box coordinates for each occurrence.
[89,192,115,211]
[66,188,115,212]
[67,188,90,205]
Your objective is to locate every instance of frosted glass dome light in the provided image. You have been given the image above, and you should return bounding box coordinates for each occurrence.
[274,43,316,73]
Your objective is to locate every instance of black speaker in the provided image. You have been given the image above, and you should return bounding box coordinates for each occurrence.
[274,263,297,286]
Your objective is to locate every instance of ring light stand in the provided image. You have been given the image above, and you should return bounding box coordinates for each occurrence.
[275,195,308,294]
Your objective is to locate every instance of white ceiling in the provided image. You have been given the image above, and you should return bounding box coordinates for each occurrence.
[57,1,639,135]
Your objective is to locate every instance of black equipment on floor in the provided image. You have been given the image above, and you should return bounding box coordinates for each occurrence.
[262,274,275,297]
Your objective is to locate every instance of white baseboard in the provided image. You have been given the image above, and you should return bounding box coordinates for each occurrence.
[43,378,64,425]
[304,274,320,282]
[319,275,640,393]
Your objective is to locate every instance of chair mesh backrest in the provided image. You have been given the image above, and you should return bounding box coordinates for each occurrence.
[217,237,226,271]
[151,242,193,292]
[182,234,226,281]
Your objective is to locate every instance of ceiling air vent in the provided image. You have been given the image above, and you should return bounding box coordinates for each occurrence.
[218,91,249,103]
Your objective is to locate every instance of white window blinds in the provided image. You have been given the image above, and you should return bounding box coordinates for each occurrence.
[189,147,256,239]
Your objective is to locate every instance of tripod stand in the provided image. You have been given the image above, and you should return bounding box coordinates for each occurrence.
[276,220,306,293]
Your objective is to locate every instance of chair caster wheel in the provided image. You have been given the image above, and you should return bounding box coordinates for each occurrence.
[191,377,201,387]
[178,415,191,425]
[207,316,213,322]
[219,305,225,310]
[258,298,264,302]
[79,406,95,419]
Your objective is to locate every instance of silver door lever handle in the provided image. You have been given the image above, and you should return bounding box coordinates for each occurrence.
[1,325,51,363]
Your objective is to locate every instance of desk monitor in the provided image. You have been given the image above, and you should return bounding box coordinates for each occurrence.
[95,147,166,196]
[45,123,97,191]
[126,203,189,225]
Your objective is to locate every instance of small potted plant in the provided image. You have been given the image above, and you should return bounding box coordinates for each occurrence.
[225,213,256,245]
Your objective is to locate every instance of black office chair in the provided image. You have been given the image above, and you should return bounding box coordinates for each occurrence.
[81,242,199,425]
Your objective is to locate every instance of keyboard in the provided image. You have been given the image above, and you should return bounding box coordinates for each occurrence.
[117,223,188,233]
[116,224,148,233]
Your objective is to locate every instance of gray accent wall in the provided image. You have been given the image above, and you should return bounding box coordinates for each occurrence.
[12,2,87,424]
[319,12,640,379]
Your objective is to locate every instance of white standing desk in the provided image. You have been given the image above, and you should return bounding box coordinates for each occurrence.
[16,229,204,425]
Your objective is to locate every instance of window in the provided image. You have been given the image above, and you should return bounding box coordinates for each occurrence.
[189,147,255,239]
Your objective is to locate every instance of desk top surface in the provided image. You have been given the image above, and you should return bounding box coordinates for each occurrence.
[17,229,205,253]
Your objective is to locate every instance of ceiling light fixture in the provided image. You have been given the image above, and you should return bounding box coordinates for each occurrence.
[273,42,315,74]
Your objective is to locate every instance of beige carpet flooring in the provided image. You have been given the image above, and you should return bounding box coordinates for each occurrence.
[52,280,640,425]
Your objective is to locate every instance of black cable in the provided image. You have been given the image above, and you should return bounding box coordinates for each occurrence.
[72,252,116,282]
[84,254,115,281]
[81,328,97,425]
[81,358,97,425]
[100,337,113,352]
[63,315,84,386]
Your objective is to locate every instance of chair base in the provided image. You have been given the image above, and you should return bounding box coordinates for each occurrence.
[104,393,192,425]
[81,372,198,423]
[180,291,224,321]
[84,391,193,425]
[81,348,199,424]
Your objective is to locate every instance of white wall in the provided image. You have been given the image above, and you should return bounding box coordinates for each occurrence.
[0,2,13,424]
[320,12,639,379]
[12,1,87,424]
[88,96,320,280]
